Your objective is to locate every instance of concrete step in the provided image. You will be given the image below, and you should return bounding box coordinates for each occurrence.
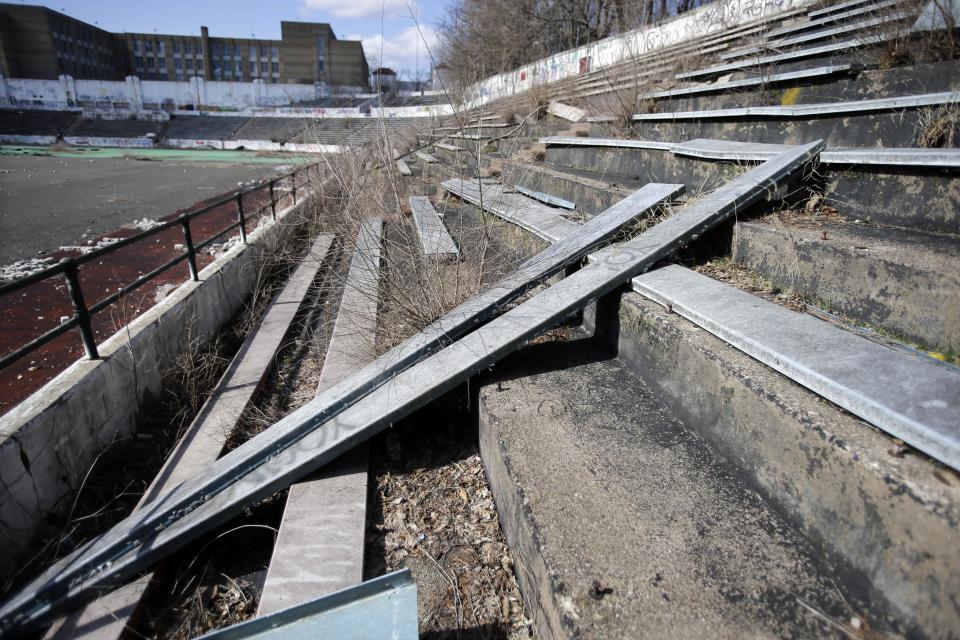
[732,219,960,354]
[500,160,637,217]
[569,270,960,639]
[477,333,909,638]
[542,141,960,235]
[460,173,960,635]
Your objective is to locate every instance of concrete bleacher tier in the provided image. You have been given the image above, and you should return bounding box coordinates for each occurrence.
[292,96,372,108]
[66,117,164,138]
[0,110,80,136]
[163,115,249,140]
[380,94,449,107]
[229,117,311,142]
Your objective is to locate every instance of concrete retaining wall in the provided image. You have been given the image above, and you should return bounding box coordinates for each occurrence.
[0,190,316,575]
[221,139,345,153]
[165,137,226,149]
[0,75,361,111]
[0,134,56,145]
[63,136,154,148]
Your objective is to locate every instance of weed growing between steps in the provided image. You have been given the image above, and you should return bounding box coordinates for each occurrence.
[130,232,345,638]
[366,389,532,640]
[0,243,298,603]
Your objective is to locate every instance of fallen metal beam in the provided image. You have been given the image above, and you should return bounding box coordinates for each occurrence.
[202,570,416,640]
[4,143,816,636]
[0,177,690,635]
[258,221,382,616]
[631,264,960,470]
[631,91,959,120]
[409,196,459,258]
[395,159,412,176]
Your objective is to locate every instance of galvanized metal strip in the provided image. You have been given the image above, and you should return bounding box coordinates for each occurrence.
[514,185,577,211]
[674,138,960,167]
[631,264,960,470]
[638,64,853,100]
[632,91,959,120]
[45,234,337,640]
[766,0,908,38]
[442,180,579,243]
[202,570,416,639]
[809,0,876,18]
[676,34,888,80]
[539,136,675,151]
[721,11,910,59]
[434,142,464,152]
[258,221,383,616]
[0,180,689,635]
[409,196,459,258]
[543,136,960,169]
[414,150,438,163]
[0,144,816,636]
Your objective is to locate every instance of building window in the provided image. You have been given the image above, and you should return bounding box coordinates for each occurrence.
[271,46,279,60]
[260,61,269,73]
[158,41,165,55]
[145,40,153,53]
[186,58,193,71]
[172,40,180,54]
[175,58,182,70]
[271,61,278,73]
[196,61,203,71]
[316,37,325,75]
[235,60,242,74]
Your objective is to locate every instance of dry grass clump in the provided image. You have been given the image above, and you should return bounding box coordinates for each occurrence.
[916,101,960,147]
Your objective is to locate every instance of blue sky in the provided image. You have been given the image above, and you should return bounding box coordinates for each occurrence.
[29,0,451,79]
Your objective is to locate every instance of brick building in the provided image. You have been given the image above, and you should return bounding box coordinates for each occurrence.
[0,3,369,87]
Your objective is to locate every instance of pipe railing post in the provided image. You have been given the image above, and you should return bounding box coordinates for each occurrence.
[61,258,98,360]
[236,193,247,244]
[269,179,276,220]
[291,171,297,205]
[181,215,199,281]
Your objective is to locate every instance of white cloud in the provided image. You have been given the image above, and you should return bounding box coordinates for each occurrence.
[299,0,416,19]
[355,24,439,79]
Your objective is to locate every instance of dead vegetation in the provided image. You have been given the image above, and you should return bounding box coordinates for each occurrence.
[368,392,531,639]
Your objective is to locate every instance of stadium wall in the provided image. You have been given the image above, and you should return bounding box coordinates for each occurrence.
[464,0,817,108]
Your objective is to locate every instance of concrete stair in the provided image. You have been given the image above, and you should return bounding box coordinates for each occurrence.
[477,328,943,638]
[732,218,960,354]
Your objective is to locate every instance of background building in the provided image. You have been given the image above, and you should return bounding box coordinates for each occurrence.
[0,3,369,87]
